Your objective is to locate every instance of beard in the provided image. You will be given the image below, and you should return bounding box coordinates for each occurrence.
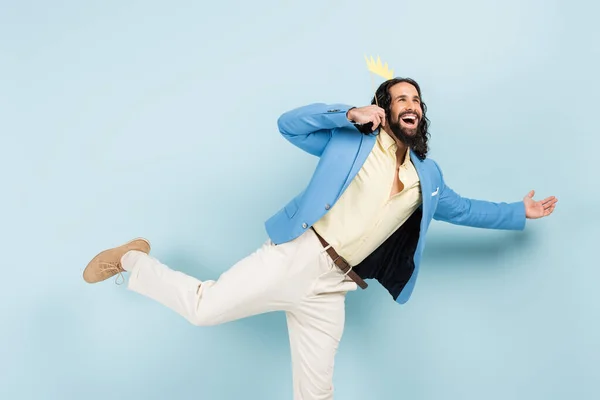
[387,118,421,148]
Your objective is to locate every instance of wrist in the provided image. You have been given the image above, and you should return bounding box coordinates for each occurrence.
[346,107,356,122]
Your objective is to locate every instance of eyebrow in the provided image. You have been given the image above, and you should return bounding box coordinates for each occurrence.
[395,94,420,101]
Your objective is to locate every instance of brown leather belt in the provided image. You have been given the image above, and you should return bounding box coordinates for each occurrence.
[312,228,368,289]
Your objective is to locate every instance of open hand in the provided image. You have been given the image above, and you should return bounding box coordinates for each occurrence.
[523,190,557,219]
[347,105,386,131]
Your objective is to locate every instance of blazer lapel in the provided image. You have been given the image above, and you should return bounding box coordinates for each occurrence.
[410,150,431,221]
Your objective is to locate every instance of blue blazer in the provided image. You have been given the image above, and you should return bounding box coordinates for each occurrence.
[264,103,526,304]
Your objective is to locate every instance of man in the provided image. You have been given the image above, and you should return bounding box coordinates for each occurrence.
[83,77,557,399]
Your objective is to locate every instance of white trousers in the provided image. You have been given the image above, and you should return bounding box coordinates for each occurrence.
[123,229,358,400]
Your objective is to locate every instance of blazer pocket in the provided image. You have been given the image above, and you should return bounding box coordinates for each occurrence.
[284,199,299,218]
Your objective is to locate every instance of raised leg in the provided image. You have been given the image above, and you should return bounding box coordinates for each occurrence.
[83,231,342,328]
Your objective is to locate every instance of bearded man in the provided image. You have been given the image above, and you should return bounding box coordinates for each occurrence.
[83,77,557,400]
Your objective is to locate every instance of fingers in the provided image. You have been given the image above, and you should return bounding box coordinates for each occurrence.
[372,107,386,131]
[377,107,386,126]
[526,191,558,209]
[353,105,387,131]
[371,114,381,131]
[541,196,558,207]
[369,106,386,131]
[540,196,558,216]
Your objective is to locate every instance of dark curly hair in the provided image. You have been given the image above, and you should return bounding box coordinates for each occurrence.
[371,77,430,160]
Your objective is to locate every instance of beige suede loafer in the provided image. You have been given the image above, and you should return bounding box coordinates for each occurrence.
[83,238,151,284]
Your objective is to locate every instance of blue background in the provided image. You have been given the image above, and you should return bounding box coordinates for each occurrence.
[1,1,597,399]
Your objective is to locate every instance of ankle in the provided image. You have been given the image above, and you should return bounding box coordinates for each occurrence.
[120,250,145,272]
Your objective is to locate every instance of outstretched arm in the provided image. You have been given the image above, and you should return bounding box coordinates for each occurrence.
[433,183,528,230]
[432,164,557,229]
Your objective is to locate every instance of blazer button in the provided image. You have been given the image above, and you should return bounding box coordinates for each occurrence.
[325,204,330,210]
[302,223,307,229]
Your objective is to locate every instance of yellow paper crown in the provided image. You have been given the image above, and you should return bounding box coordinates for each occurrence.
[364,55,394,80]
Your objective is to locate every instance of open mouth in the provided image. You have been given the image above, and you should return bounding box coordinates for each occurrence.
[400,113,418,128]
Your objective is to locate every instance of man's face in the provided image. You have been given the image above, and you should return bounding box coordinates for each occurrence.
[385,82,423,144]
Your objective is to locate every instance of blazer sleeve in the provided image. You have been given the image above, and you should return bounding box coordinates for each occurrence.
[277,103,358,156]
[432,162,527,230]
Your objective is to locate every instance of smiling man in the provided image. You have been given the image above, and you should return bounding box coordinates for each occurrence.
[83,77,557,400]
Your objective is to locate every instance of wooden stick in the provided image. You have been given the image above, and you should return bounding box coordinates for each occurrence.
[370,73,379,106]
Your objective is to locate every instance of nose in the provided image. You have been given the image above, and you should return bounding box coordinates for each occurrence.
[402,106,415,117]
[406,101,420,115]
